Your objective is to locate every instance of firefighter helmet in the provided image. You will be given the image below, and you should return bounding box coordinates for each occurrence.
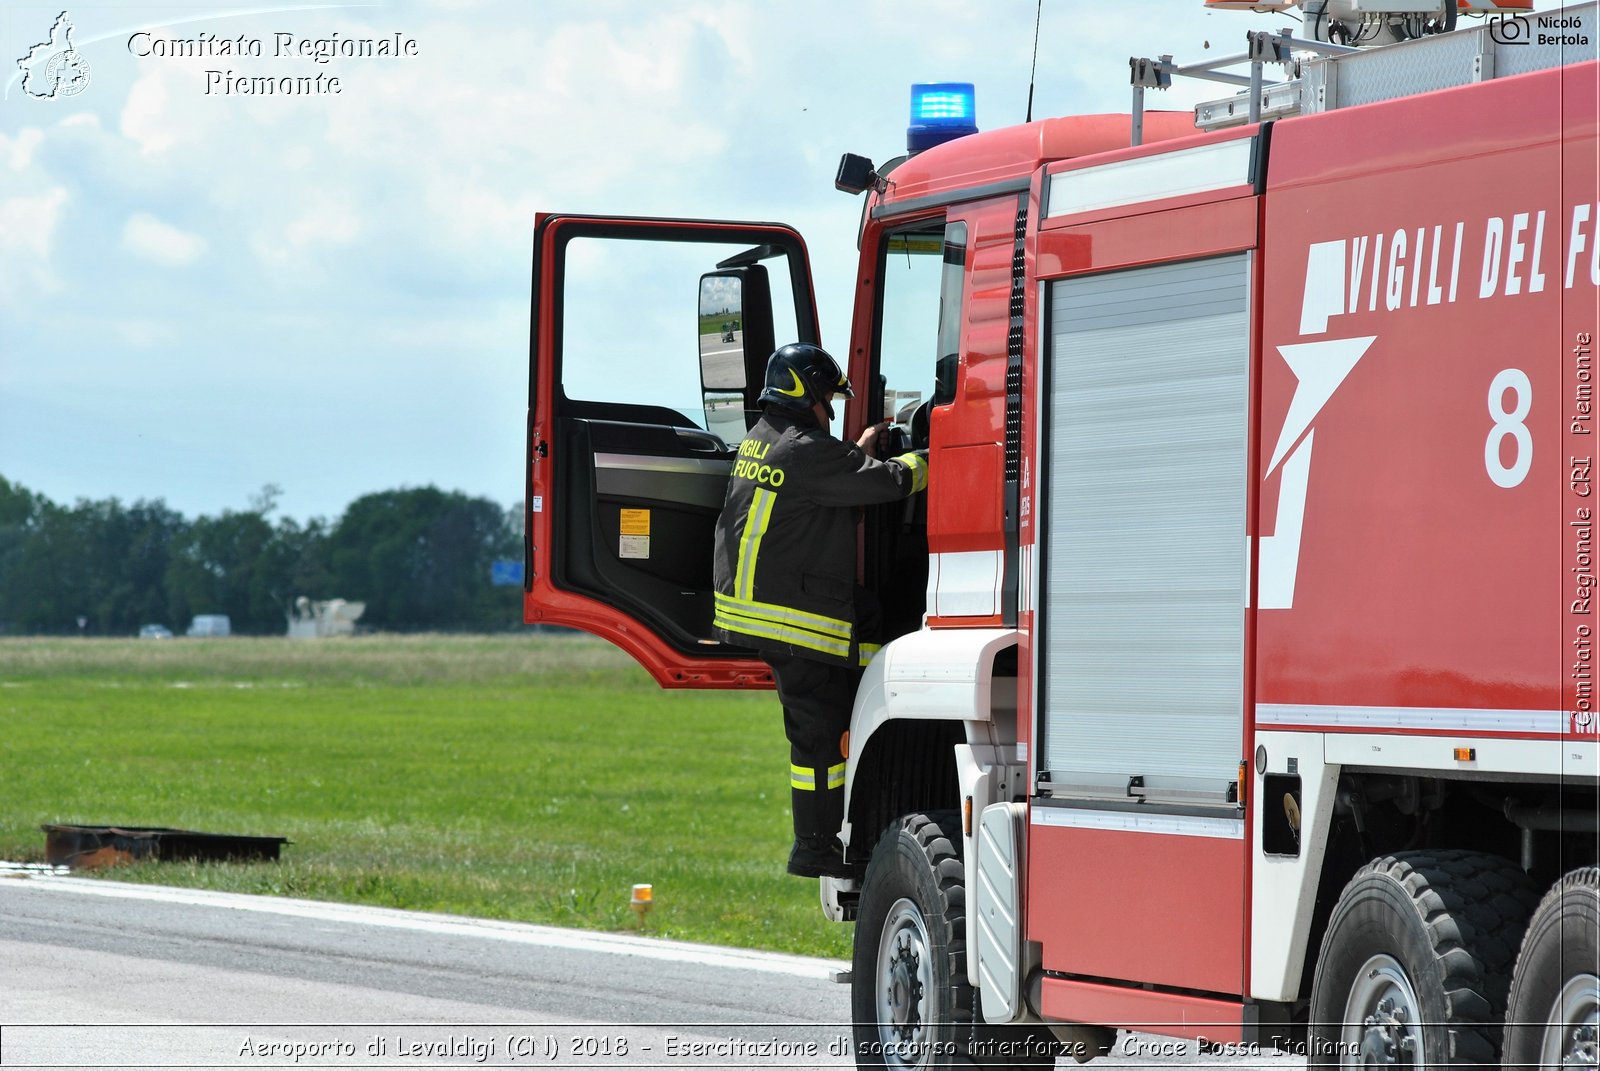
[757,343,854,419]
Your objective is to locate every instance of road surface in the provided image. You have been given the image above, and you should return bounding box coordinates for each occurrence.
[0,871,852,1068]
[0,871,1305,1069]
[698,330,743,390]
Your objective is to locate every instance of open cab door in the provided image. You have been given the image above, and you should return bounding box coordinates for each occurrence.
[526,216,819,687]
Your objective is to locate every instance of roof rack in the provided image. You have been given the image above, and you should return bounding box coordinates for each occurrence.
[1130,1,1597,144]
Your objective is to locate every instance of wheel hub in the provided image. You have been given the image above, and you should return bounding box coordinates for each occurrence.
[1343,956,1423,1069]
[875,898,934,1069]
[887,930,924,1037]
[1361,997,1417,1067]
[1549,974,1599,1071]
[1567,1021,1598,1069]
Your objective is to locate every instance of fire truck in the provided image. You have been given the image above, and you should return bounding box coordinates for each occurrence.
[526,3,1598,1067]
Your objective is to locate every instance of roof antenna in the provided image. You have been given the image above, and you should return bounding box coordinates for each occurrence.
[1025,0,1043,123]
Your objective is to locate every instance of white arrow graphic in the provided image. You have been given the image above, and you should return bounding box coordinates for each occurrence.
[1258,335,1377,609]
[1267,336,1378,475]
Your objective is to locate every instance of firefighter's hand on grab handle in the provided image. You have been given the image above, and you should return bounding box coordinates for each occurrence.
[856,419,892,455]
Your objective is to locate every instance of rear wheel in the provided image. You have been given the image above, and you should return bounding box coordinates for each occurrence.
[851,812,1057,1070]
[1309,851,1539,1067]
[1502,867,1600,1071]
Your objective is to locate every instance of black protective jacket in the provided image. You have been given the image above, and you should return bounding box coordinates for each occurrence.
[712,407,928,667]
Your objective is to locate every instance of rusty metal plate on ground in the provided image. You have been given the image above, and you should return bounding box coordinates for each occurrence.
[41,824,289,869]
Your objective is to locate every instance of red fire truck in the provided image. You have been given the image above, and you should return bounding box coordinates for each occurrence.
[526,4,1598,1067]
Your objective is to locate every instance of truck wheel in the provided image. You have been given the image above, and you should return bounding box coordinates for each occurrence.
[851,812,1057,1069]
[1309,851,1539,1067]
[1502,867,1599,1071]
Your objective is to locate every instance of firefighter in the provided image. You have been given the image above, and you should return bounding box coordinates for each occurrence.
[712,342,929,878]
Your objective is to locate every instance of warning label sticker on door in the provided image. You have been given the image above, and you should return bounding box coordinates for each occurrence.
[619,510,650,558]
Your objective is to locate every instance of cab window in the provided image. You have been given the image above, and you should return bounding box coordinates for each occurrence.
[867,219,967,639]
[873,221,967,437]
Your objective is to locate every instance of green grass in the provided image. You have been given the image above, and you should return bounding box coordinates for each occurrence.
[0,635,850,959]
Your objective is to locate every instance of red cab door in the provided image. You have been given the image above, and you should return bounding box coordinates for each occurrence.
[525,215,820,687]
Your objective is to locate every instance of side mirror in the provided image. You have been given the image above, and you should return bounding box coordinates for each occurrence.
[836,153,880,195]
[698,266,775,439]
[698,272,746,444]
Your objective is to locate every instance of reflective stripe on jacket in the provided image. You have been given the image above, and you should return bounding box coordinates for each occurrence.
[712,408,925,668]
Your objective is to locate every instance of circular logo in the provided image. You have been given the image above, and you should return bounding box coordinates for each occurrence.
[43,49,90,97]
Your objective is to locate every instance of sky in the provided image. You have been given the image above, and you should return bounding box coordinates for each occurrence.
[0,0,1569,523]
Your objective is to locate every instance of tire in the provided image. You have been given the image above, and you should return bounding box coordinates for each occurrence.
[851,812,1058,1070]
[1309,851,1540,1068]
[1502,867,1600,1071]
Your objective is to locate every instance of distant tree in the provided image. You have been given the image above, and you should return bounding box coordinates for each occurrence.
[0,476,42,528]
[327,487,520,631]
[0,476,521,635]
[0,477,55,633]
[91,497,187,632]
[0,482,188,634]
[272,515,335,607]
[165,508,281,634]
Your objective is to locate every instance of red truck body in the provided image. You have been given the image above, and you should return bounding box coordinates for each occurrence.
[526,12,1598,1066]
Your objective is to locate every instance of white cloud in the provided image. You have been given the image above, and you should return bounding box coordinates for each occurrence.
[1,128,45,171]
[314,10,738,230]
[114,319,179,349]
[0,187,66,255]
[25,0,1554,520]
[250,195,361,269]
[373,300,524,354]
[0,187,69,306]
[122,212,207,266]
[120,68,180,156]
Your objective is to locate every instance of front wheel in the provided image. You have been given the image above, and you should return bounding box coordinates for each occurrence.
[851,812,1057,1070]
[1502,867,1600,1071]
[1309,851,1538,1067]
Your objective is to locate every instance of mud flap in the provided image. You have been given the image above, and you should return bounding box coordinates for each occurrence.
[820,875,859,923]
[973,801,1027,1023]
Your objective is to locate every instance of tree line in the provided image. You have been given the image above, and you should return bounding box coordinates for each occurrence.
[0,477,524,636]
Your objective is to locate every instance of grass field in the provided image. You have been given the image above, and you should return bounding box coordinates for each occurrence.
[0,634,851,959]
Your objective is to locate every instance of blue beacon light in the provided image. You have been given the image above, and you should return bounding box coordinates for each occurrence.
[906,82,977,154]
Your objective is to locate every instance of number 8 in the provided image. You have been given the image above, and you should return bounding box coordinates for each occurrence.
[1485,368,1532,489]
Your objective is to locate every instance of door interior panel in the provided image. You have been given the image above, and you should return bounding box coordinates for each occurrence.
[556,407,751,654]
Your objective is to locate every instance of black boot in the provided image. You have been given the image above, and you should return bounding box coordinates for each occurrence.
[787,835,851,878]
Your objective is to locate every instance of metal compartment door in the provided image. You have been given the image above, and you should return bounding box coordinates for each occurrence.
[1040,254,1250,806]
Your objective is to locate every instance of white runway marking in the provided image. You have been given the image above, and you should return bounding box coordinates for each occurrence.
[0,871,846,979]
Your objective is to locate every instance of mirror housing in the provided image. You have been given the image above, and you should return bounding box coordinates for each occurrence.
[835,152,882,195]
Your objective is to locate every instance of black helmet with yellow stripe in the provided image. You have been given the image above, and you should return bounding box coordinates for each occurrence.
[757,343,854,420]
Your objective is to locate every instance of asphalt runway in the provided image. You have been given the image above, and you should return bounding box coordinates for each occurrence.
[0,872,1306,1070]
[698,331,744,389]
[0,872,852,1068]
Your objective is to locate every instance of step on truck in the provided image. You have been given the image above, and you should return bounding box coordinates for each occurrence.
[525,3,1599,1067]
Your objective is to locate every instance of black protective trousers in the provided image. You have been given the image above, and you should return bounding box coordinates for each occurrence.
[764,652,863,841]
